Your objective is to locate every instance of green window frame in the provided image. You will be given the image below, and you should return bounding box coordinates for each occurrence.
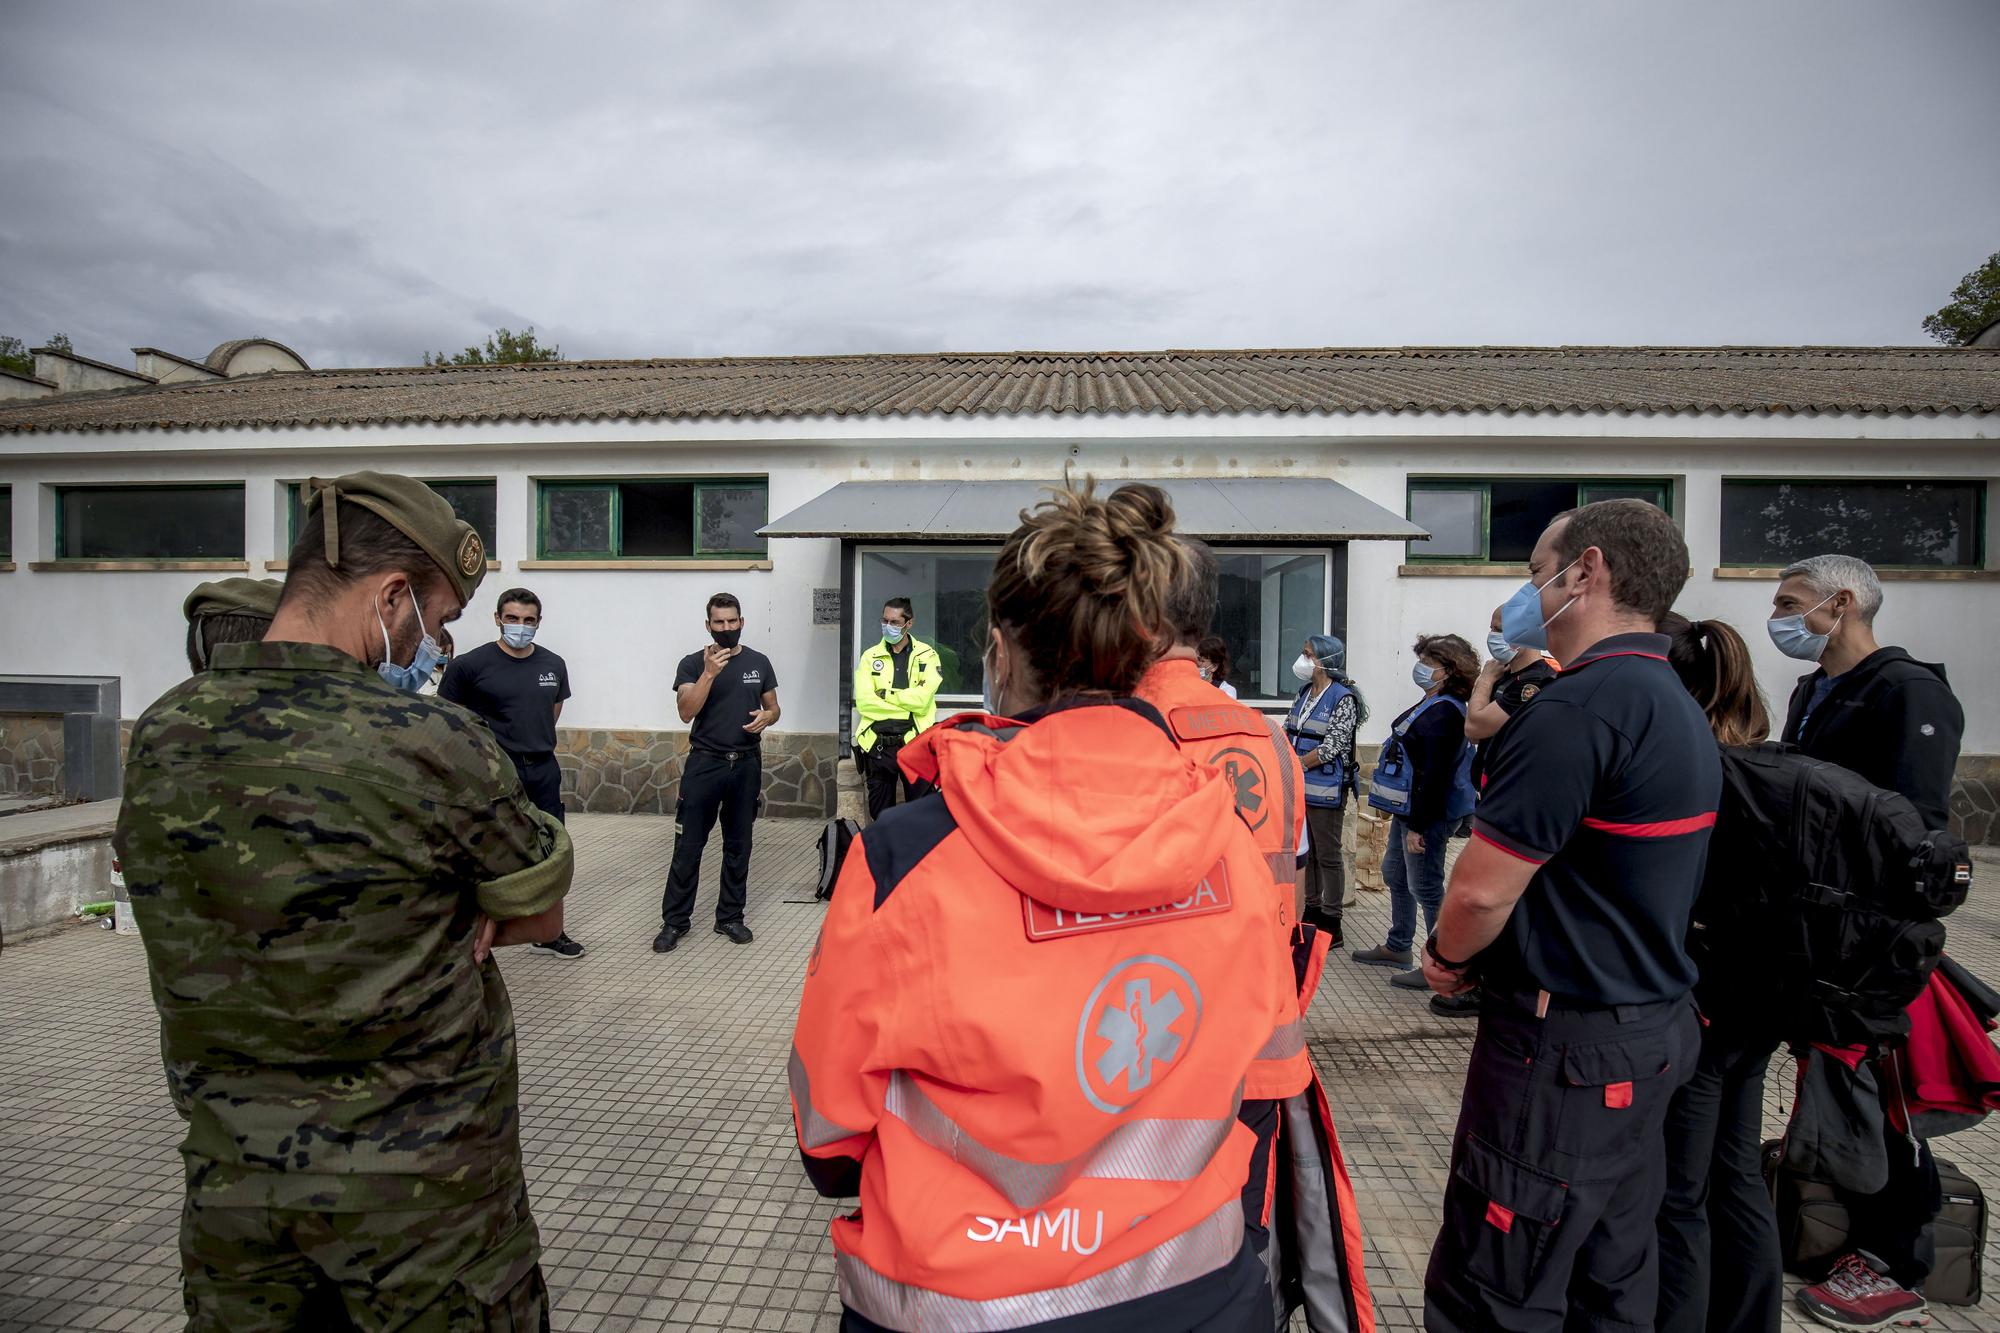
[286,479,498,553]
[1405,477,1674,564]
[535,477,768,560]
[53,482,245,561]
[1719,477,1987,571]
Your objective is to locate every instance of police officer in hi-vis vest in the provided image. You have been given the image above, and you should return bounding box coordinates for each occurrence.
[852,597,942,820]
[1285,634,1364,948]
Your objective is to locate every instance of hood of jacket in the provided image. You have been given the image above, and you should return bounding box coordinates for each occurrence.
[899,699,1243,915]
[1796,645,1950,696]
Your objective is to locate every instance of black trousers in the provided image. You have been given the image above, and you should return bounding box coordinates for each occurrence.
[1301,803,1346,924]
[1426,990,1700,1333]
[1844,1101,1941,1289]
[863,736,934,821]
[506,751,566,824]
[1656,1023,1781,1333]
[661,748,759,930]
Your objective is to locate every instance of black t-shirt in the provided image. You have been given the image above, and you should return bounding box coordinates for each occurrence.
[675,645,779,752]
[1471,633,1722,1007]
[1472,657,1558,788]
[438,641,571,755]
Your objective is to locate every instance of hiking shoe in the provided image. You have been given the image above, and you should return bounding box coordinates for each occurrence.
[1430,991,1481,1018]
[651,925,687,954]
[1390,967,1429,989]
[1796,1252,1929,1329]
[1351,945,1413,968]
[533,933,585,959]
[716,922,754,945]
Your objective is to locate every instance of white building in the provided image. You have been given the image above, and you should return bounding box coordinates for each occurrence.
[1,346,1995,839]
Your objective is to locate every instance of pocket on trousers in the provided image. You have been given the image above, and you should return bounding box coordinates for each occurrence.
[445,1212,547,1333]
[1559,1033,1674,1156]
[1450,1134,1571,1302]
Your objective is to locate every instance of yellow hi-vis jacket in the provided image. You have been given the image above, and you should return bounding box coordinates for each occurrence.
[853,635,943,754]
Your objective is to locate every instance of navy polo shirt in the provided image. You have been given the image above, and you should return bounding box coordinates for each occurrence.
[1471,632,1722,1006]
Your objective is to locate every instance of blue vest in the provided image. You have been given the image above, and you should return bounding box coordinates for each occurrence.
[1367,695,1478,823]
[1285,680,1353,809]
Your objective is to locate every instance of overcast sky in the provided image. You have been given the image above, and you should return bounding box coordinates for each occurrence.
[3,1,1995,369]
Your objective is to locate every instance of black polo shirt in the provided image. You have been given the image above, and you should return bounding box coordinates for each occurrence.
[1471,632,1721,1006]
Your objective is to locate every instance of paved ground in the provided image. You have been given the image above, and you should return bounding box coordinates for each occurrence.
[1,817,1994,1332]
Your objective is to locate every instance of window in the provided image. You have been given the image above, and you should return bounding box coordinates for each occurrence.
[0,485,10,562]
[854,545,1332,704]
[537,479,767,559]
[288,479,497,554]
[1406,478,1673,563]
[56,484,244,560]
[1720,479,1985,569]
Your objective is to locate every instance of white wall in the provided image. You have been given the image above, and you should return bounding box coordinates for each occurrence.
[1,418,1993,752]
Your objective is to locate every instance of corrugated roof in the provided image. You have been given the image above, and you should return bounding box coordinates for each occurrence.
[0,346,1995,434]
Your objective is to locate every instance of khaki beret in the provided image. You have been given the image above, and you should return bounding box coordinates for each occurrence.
[302,470,486,605]
[182,577,284,624]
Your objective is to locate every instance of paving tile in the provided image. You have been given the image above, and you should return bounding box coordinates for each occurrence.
[0,818,1993,1330]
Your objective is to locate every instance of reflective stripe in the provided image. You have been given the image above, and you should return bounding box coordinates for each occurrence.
[883,1071,1240,1212]
[1261,715,1299,866]
[1266,851,1299,883]
[838,1198,1247,1331]
[1254,1020,1307,1063]
[789,1047,868,1150]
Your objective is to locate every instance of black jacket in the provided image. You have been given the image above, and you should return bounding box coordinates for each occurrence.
[1780,646,1963,828]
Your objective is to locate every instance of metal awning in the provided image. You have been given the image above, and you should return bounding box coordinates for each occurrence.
[759,478,1425,541]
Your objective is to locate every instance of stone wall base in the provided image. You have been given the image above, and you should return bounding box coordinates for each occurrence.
[0,715,65,797]
[554,729,837,819]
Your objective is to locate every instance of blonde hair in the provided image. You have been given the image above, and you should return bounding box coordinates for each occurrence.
[987,480,1191,698]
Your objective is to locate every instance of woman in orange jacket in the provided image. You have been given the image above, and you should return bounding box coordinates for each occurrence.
[790,481,1301,1332]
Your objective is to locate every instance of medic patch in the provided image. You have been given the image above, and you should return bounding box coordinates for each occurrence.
[1074,954,1204,1113]
[1024,861,1232,942]
[1169,704,1263,741]
[1205,745,1269,831]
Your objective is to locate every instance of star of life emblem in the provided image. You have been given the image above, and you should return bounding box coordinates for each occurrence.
[1074,955,1203,1114]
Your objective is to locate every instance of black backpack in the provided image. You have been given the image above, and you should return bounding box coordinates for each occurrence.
[815,817,862,901]
[1692,743,1973,1047]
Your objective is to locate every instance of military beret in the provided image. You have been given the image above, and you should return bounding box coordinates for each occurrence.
[302,470,486,605]
[182,576,284,624]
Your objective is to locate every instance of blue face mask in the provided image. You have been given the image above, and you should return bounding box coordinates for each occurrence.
[377,588,444,693]
[1768,592,1840,662]
[1499,556,1581,653]
[882,623,905,645]
[1412,661,1439,690]
[501,624,536,650]
[1486,631,1518,665]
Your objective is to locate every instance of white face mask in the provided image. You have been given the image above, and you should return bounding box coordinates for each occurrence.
[1292,654,1316,684]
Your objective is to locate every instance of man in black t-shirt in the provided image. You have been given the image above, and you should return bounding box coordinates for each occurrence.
[440,585,584,958]
[654,592,781,954]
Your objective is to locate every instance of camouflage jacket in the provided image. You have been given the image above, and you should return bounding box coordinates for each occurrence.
[114,640,573,1211]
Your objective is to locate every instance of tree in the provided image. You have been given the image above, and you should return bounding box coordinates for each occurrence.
[0,333,71,378]
[1922,251,2000,346]
[423,326,563,366]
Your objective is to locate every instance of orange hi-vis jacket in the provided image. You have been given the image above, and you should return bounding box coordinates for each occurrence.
[792,699,1296,1330]
[1135,659,1319,1101]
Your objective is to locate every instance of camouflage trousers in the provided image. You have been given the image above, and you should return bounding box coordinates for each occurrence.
[180,1185,548,1332]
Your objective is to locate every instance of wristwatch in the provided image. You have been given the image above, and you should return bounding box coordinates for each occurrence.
[1425,932,1472,972]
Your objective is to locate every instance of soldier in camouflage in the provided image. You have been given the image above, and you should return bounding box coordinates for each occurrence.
[117,471,574,1331]
[181,576,282,673]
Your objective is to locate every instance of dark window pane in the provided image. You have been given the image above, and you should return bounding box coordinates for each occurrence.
[1488,480,1578,562]
[1213,553,1328,700]
[858,550,995,697]
[1721,480,1983,568]
[1580,482,1668,509]
[697,485,767,554]
[428,482,497,550]
[60,486,243,560]
[1407,488,1483,558]
[620,481,694,557]
[543,486,614,555]
[0,487,11,561]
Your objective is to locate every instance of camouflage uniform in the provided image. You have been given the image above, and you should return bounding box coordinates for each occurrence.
[116,639,573,1331]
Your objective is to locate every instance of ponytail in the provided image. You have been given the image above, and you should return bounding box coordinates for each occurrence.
[1665,616,1770,746]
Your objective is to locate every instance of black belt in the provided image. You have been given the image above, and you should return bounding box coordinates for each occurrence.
[505,749,556,765]
[693,746,757,762]
[1485,987,1683,1024]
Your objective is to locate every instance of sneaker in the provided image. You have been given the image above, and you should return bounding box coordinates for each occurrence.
[651,925,687,954]
[1430,991,1481,1018]
[1351,945,1413,968]
[1796,1252,1929,1329]
[715,922,754,945]
[533,933,586,959]
[1390,968,1429,989]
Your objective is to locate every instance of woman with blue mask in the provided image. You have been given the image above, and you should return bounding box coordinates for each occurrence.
[1355,634,1479,994]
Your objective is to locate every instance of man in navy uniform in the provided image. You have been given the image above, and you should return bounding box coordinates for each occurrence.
[1422,499,1721,1332]
[655,592,780,953]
